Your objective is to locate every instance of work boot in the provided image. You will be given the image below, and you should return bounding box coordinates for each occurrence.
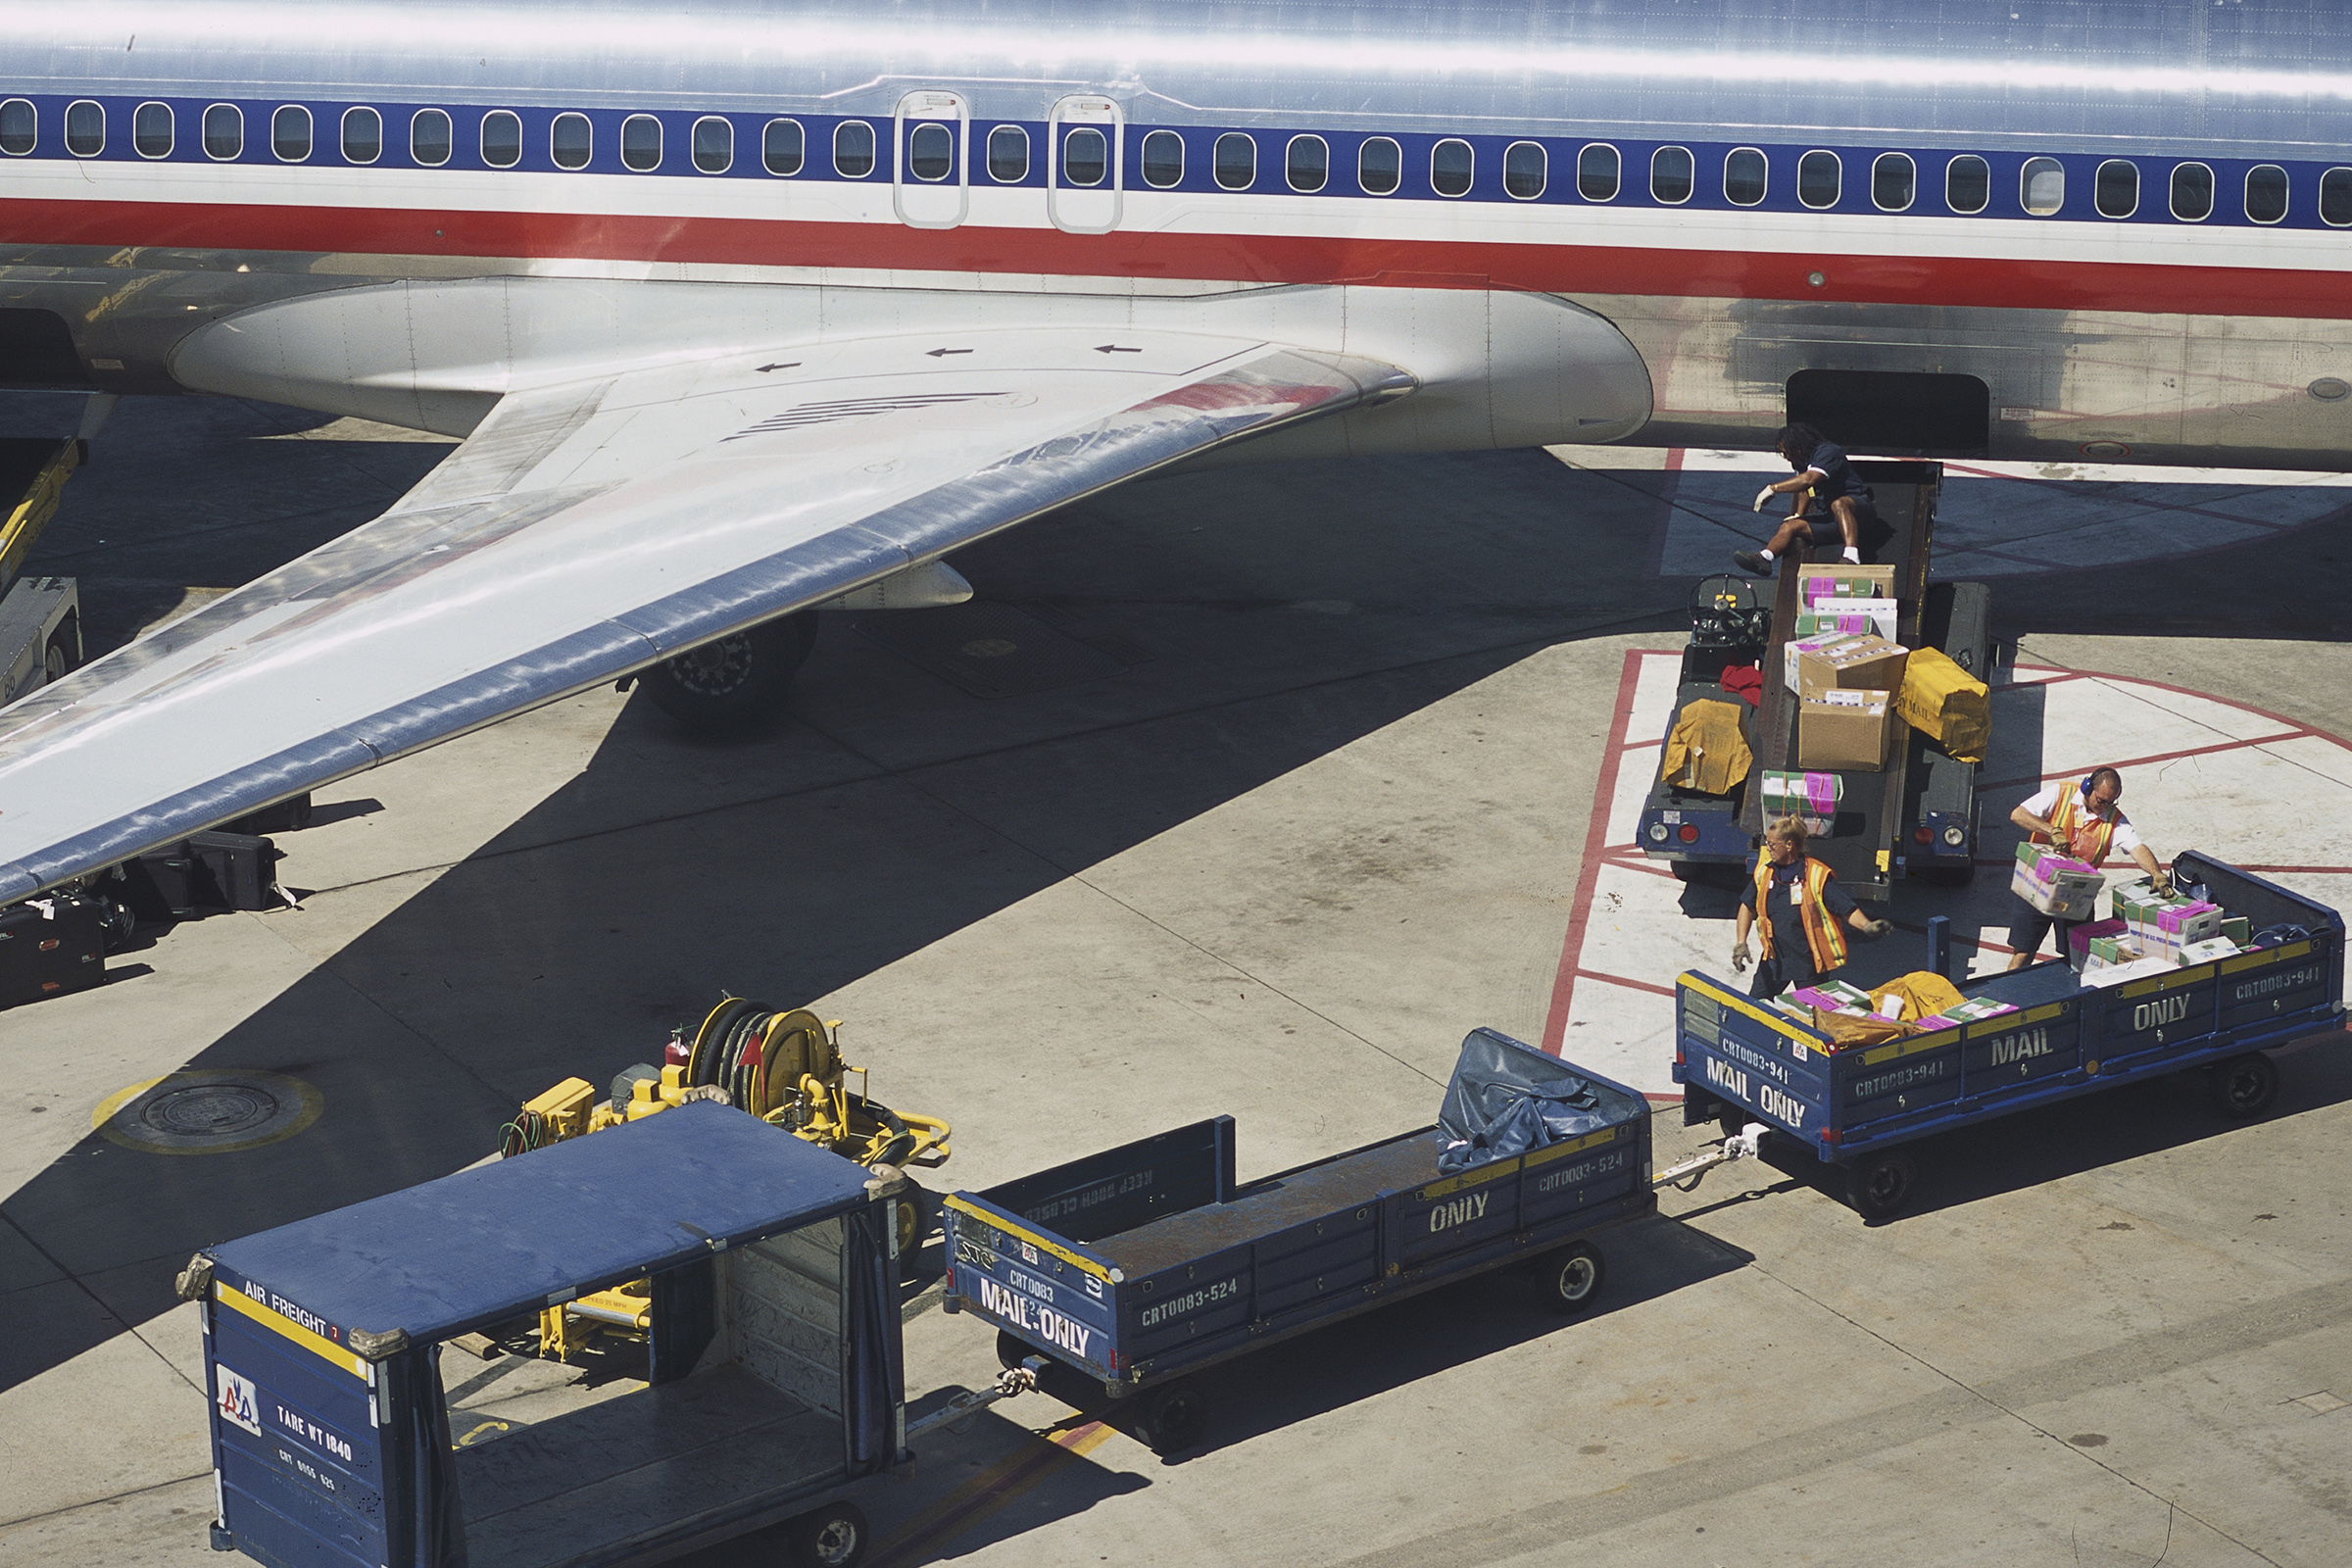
[1732,550,1772,577]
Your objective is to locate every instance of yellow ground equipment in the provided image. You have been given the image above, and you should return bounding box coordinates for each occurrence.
[497,1000,951,1363]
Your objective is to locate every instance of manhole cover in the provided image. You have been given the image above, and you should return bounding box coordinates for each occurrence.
[95,1069,323,1154]
[139,1083,281,1138]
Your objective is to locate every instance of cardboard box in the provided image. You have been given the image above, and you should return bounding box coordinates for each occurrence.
[1797,690,1895,771]
[2067,917,2128,971]
[2084,934,2143,966]
[1797,564,1897,606]
[2221,914,2252,946]
[1793,634,1911,703]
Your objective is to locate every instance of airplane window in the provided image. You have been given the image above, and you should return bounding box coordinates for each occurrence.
[1946,155,1988,213]
[2245,164,2287,223]
[1577,143,1618,201]
[2094,159,2137,218]
[552,113,592,171]
[908,122,953,182]
[411,109,451,167]
[1724,146,1767,206]
[835,121,875,177]
[2170,162,2213,220]
[2323,168,2352,227]
[1214,132,1255,190]
[206,104,244,161]
[65,100,103,158]
[1062,125,1107,187]
[272,106,311,163]
[1872,152,1914,211]
[1650,145,1692,204]
[2021,156,2064,215]
[763,119,804,176]
[1797,150,1839,209]
[134,102,172,160]
[1357,136,1400,195]
[0,99,32,157]
[621,115,661,172]
[481,111,522,169]
[1431,138,1472,197]
[692,116,731,173]
[1141,128,1182,188]
[989,124,1029,182]
[1288,134,1328,193]
[342,107,381,165]
[1504,141,1545,200]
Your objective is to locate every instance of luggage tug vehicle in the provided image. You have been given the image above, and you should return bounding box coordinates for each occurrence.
[500,997,951,1362]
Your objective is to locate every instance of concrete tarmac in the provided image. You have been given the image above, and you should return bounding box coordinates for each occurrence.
[1,390,2347,1568]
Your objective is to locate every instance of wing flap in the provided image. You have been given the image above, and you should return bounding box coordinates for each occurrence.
[0,330,1410,900]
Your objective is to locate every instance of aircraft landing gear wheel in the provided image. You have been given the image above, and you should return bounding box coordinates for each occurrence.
[1533,1242,1606,1313]
[42,615,77,685]
[2207,1053,2278,1119]
[1135,1382,1203,1452]
[646,612,816,734]
[783,1500,866,1568]
[1845,1152,1917,1220]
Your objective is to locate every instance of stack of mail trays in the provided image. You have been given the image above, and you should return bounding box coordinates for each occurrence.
[2012,842,2103,921]
[2077,879,2256,987]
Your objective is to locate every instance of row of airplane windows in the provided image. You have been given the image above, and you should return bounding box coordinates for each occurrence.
[7,96,2351,227]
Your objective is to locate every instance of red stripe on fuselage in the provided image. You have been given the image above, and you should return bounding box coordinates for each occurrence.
[6,196,2350,318]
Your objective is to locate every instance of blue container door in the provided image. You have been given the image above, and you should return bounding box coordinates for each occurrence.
[207,1284,385,1568]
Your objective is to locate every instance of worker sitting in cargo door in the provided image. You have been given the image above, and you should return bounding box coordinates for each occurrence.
[1733,815,1893,998]
[2005,766,2167,970]
[1733,423,1879,576]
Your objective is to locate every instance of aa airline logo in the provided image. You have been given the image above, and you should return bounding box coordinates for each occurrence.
[217,1366,263,1436]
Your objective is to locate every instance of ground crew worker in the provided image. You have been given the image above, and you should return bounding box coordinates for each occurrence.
[1733,422,1879,576]
[1732,815,1893,998]
[2005,766,2168,969]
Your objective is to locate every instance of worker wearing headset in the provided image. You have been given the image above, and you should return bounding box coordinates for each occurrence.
[2005,765,2168,970]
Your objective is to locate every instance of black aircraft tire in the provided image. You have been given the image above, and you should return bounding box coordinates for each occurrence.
[646,612,816,734]
[783,1501,867,1568]
[1135,1382,1204,1452]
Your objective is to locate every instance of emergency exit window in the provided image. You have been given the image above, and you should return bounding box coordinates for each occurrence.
[908,122,953,182]
[1062,125,1107,187]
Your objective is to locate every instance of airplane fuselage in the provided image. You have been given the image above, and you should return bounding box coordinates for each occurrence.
[5,0,2352,466]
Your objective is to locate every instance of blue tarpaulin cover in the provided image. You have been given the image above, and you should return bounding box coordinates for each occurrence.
[1437,1028,1645,1173]
[206,1102,874,1344]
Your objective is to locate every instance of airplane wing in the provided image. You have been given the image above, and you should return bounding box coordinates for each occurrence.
[0,329,1412,902]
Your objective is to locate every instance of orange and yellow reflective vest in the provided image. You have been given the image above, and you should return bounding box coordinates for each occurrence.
[2038,786,2119,864]
[1752,856,1849,973]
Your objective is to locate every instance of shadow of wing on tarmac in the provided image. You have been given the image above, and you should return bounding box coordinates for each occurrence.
[2,445,1691,1396]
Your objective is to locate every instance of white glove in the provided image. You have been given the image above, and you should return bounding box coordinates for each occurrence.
[1731,940,1751,974]
[1752,485,1777,513]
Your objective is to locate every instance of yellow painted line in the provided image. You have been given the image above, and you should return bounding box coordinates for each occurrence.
[1859,1030,1958,1065]
[1680,975,1824,1044]
[1419,1152,1525,1199]
[943,1196,1114,1282]
[214,1283,368,1378]
[869,1416,1117,1568]
[1524,1127,1622,1168]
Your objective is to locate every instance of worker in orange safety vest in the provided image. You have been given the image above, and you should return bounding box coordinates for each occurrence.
[2005,766,2168,970]
[1733,815,1893,999]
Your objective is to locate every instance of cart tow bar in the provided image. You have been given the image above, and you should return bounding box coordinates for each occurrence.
[905,1358,1046,1442]
[1652,1124,1768,1193]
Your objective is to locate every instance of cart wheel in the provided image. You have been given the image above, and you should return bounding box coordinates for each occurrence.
[1135,1382,1204,1451]
[1845,1152,1917,1220]
[783,1500,867,1568]
[1533,1242,1606,1313]
[2207,1053,2278,1119]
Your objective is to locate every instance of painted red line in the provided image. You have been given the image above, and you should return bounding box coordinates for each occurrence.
[1980,727,2310,791]
[1613,858,1684,881]
[14,196,2352,317]
[1576,968,1681,1000]
[1543,648,1651,1055]
[2225,864,2352,877]
[2007,665,2352,755]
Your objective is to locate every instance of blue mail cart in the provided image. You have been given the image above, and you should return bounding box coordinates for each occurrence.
[188,1102,907,1568]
